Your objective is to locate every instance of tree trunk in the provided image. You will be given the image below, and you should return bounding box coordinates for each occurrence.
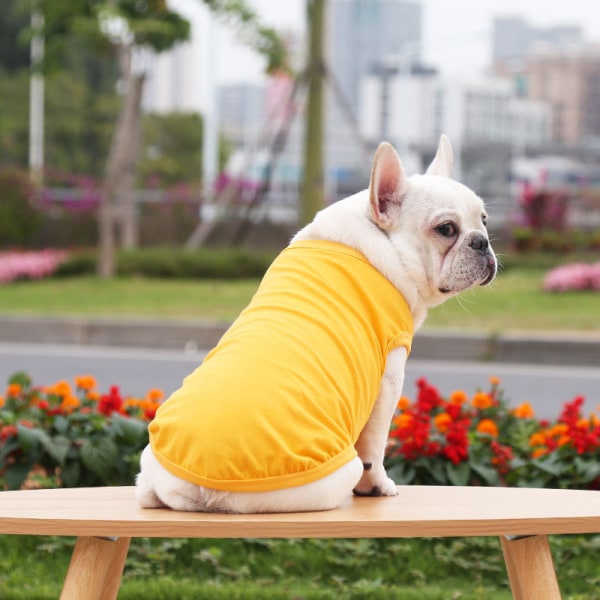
[300,0,326,226]
[97,44,145,277]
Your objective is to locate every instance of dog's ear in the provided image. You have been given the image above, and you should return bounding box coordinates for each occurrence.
[425,134,453,177]
[369,142,407,230]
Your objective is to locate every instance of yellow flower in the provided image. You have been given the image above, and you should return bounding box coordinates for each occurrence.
[434,412,452,433]
[476,419,499,437]
[512,402,535,419]
[449,390,468,405]
[472,392,494,410]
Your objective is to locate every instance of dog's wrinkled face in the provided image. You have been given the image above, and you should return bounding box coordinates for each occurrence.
[369,135,497,309]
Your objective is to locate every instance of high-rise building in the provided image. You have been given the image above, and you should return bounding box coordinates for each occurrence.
[326,0,423,193]
[492,17,584,69]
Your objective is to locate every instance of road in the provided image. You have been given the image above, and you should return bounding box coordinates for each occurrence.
[1,342,599,420]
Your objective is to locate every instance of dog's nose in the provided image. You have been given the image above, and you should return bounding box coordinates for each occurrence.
[469,235,489,253]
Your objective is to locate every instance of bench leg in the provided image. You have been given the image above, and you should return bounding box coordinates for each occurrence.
[60,536,131,600]
[500,535,561,600]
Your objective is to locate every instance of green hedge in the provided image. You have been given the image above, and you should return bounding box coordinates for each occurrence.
[55,247,277,279]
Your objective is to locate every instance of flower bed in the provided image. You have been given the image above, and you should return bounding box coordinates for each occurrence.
[386,377,600,489]
[2,373,600,491]
[544,262,600,292]
[0,250,69,284]
[0,373,161,489]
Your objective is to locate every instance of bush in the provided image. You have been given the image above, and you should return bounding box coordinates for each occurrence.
[0,372,161,489]
[386,377,600,489]
[0,249,69,283]
[55,247,277,279]
[0,167,42,248]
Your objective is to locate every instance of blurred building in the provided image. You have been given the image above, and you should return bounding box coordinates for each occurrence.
[361,71,551,161]
[493,17,585,69]
[521,51,600,146]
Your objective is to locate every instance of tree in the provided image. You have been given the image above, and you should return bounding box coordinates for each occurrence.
[29,0,287,276]
[300,0,326,225]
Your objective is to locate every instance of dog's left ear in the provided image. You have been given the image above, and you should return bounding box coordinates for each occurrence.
[425,134,453,177]
[369,142,407,231]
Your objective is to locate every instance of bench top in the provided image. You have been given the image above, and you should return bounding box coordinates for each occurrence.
[0,485,599,539]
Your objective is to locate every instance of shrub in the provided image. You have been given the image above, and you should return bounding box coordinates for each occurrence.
[54,247,276,279]
[0,372,160,489]
[0,249,69,283]
[0,167,42,248]
[386,376,600,489]
[544,262,600,292]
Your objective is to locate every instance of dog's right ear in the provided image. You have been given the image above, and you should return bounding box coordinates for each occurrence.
[425,134,453,177]
[369,142,407,231]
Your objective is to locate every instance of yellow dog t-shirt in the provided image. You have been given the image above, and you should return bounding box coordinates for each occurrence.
[149,240,414,492]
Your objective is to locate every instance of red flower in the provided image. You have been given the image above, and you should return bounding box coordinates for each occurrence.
[416,378,443,412]
[98,386,123,416]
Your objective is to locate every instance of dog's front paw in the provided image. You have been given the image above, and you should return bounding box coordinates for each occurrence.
[353,466,398,497]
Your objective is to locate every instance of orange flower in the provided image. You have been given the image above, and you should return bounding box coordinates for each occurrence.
[75,375,98,391]
[50,380,72,398]
[60,395,80,413]
[532,448,548,459]
[87,391,101,401]
[6,383,22,397]
[489,376,501,386]
[557,435,571,447]
[434,412,452,433]
[146,388,165,402]
[472,392,494,410]
[529,432,547,447]
[449,390,468,406]
[576,418,590,430]
[512,402,535,419]
[476,419,499,437]
[549,423,568,437]
[0,395,4,408]
[393,413,413,429]
[397,396,411,411]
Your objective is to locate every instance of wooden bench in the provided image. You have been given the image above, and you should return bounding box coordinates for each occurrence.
[0,485,599,599]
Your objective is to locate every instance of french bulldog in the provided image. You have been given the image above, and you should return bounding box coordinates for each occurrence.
[136,134,496,513]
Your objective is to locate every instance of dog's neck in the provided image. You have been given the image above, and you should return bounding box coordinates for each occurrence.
[291,191,429,331]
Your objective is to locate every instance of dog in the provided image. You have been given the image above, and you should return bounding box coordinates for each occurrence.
[135,134,497,513]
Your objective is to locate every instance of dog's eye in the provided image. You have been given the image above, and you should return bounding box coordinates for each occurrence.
[436,222,457,238]
[482,215,488,226]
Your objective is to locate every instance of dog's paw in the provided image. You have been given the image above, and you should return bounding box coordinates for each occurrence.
[353,467,398,497]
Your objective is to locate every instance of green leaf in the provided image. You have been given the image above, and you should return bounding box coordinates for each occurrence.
[80,437,118,481]
[61,461,81,488]
[574,457,600,483]
[5,461,34,490]
[445,461,471,486]
[17,424,50,450]
[534,455,564,477]
[471,463,501,486]
[387,463,416,485]
[53,415,70,435]
[41,435,71,466]
[111,413,148,446]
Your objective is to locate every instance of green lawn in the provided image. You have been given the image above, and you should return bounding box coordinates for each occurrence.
[0,270,599,333]
[2,534,600,599]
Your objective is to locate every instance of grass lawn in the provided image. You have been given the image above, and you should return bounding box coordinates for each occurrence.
[0,269,599,333]
[2,534,600,599]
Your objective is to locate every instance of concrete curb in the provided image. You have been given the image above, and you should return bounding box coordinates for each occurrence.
[1,315,599,367]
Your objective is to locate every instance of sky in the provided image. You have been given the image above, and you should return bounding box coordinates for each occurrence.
[211,0,600,84]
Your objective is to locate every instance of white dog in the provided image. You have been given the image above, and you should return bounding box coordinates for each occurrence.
[136,135,496,513]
